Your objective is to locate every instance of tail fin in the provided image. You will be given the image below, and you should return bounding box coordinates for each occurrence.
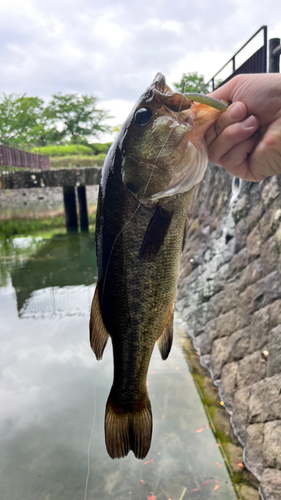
[105,393,152,459]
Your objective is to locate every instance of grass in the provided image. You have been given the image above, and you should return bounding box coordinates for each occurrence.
[0,211,96,239]
[50,154,105,168]
[31,143,112,157]
[32,144,95,157]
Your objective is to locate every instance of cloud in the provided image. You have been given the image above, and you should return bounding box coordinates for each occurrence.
[0,0,280,131]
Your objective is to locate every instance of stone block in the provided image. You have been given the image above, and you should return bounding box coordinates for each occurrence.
[245,423,264,479]
[247,225,262,263]
[210,337,229,379]
[263,421,281,469]
[204,318,217,337]
[267,325,281,377]
[237,352,266,390]
[269,299,281,328]
[260,235,279,276]
[232,387,251,445]
[232,192,250,222]
[259,197,281,241]
[223,442,244,474]
[260,468,281,500]
[249,306,270,353]
[235,218,247,253]
[222,278,240,314]
[194,332,212,355]
[245,271,281,314]
[181,301,212,337]
[226,327,251,362]
[275,223,281,254]
[216,309,237,337]
[227,248,247,279]
[221,361,238,409]
[238,258,262,292]
[212,263,229,294]
[261,176,280,208]
[239,485,260,500]
[247,201,264,233]
[249,374,281,423]
[200,354,211,371]
[235,290,251,331]
[207,290,224,318]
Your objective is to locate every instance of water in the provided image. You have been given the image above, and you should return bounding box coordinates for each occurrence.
[0,233,239,500]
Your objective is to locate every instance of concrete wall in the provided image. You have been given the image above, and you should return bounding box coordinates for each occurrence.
[177,162,281,499]
[0,185,99,220]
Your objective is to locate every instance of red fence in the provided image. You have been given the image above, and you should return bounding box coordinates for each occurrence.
[0,145,51,170]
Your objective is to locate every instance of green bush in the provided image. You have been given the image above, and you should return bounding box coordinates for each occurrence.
[50,154,105,168]
[89,142,112,155]
[31,145,95,157]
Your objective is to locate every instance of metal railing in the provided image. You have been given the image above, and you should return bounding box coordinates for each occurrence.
[203,26,268,92]
[0,145,50,170]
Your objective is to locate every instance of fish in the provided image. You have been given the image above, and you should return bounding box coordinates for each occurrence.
[89,72,226,460]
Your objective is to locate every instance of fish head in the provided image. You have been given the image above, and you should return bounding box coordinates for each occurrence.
[119,72,222,202]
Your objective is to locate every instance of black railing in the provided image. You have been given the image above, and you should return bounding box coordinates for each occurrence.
[203,26,268,92]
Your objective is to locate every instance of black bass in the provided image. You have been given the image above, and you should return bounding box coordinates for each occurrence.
[90,73,226,459]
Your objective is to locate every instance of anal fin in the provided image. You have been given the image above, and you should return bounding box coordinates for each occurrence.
[157,311,174,360]
[89,283,110,360]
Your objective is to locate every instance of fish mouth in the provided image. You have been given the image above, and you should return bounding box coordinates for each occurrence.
[152,73,191,113]
[152,72,167,93]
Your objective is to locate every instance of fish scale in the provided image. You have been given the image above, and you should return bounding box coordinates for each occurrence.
[89,72,226,459]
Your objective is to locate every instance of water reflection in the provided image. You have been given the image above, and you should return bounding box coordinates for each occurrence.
[0,233,238,500]
[8,233,97,317]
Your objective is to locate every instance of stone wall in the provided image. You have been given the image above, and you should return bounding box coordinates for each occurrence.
[0,185,99,219]
[177,162,281,500]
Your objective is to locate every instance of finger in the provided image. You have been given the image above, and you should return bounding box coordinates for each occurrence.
[208,115,259,166]
[219,137,260,181]
[205,101,247,147]
[250,117,281,178]
[207,75,248,102]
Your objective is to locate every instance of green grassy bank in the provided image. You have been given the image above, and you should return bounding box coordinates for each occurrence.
[0,211,96,239]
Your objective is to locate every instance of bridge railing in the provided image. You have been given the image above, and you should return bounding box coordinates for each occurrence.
[0,145,51,170]
[202,26,268,92]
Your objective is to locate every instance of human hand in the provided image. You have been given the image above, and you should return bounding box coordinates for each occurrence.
[205,74,281,181]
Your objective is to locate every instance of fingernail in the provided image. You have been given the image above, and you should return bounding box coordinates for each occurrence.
[242,115,257,129]
[229,102,245,120]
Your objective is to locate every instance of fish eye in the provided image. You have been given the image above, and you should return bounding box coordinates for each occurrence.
[134,107,152,126]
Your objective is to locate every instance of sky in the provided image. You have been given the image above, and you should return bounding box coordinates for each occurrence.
[0,0,281,142]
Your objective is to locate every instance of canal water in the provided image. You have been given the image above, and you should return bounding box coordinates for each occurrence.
[0,232,239,500]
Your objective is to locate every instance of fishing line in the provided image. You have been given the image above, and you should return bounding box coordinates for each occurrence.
[83,380,97,500]
[101,203,141,304]
[101,81,188,304]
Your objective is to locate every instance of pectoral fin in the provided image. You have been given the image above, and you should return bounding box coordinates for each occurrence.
[139,205,173,261]
[89,284,110,360]
[157,311,174,360]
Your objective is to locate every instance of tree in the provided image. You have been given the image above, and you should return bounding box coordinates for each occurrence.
[0,93,48,147]
[173,71,210,95]
[45,93,112,143]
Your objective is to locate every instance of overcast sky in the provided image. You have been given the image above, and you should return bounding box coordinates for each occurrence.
[0,0,280,141]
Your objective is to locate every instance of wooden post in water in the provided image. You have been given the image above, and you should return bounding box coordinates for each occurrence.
[77,185,89,232]
[63,186,78,232]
